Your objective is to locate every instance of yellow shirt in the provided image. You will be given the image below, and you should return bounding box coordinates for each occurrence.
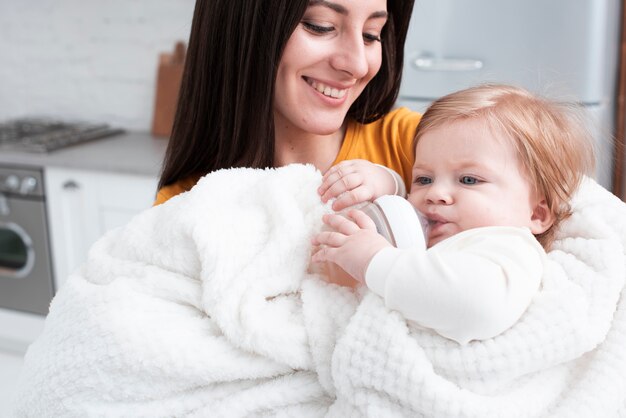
[154,107,421,205]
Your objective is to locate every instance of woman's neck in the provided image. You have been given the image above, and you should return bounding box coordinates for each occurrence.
[274,123,347,173]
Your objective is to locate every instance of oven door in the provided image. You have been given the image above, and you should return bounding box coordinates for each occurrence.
[0,193,55,315]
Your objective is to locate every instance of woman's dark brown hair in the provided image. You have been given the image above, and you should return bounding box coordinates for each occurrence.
[158,0,415,189]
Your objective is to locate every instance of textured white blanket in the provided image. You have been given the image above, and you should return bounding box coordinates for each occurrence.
[12,164,626,417]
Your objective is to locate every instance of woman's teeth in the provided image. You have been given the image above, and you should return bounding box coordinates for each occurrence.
[307,79,347,99]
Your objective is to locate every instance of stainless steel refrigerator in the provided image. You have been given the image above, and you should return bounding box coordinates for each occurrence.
[397,0,621,189]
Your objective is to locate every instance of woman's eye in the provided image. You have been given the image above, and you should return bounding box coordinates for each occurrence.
[415,176,432,185]
[363,33,382,43]
[460,176,479,185]
[302,22,334,35]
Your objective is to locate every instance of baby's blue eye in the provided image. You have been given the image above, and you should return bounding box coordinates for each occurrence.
[415,176,432,185]
[460,176,478,185]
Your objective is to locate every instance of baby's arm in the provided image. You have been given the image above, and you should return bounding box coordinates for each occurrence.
[318,160,405,211]
[366,227,544,344]
[313,220,544,344]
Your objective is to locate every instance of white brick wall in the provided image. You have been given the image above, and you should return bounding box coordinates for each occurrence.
[0,1,195,131]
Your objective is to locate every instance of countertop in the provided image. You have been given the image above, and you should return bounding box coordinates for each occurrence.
[0,132,169,177]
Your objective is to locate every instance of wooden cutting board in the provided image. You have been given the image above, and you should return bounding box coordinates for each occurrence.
[151,41,186,138]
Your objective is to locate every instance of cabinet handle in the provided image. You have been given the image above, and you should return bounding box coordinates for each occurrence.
[62,180,80,190]
[413,57,483,72]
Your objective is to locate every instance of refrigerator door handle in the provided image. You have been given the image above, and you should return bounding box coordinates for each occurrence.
[413,57,484,72]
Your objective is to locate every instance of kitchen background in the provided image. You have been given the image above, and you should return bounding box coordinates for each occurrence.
[0,0,196,413]
[0,0,624,414]
[0,0,195,130]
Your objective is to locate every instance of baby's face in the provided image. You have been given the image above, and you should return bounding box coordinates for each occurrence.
[408,118,544,248]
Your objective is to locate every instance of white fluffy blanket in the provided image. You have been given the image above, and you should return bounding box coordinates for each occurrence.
[12,164,626,417]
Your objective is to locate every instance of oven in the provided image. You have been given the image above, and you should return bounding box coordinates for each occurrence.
[0,165,55,315]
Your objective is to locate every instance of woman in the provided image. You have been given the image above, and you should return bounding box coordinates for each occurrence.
[156,0,419,209]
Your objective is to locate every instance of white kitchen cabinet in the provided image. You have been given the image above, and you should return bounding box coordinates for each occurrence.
[44,167,157,290]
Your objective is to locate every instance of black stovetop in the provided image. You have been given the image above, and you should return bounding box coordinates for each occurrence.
[0,118,124,153]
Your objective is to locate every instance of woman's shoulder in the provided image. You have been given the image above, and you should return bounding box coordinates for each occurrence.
[338,107,422,186]
[355,106,421,135]
[347,106,421,144]
[379,106,422,129]
[154,173,203,206]
[353,107,421,148]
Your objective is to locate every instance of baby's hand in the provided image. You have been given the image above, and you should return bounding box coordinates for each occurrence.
[311,209,391,284]
[318,160,399,211]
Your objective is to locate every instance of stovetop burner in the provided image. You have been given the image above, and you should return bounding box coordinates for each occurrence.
[0,118,124,152]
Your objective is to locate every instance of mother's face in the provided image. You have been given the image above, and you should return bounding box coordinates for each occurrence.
[274,0,388,136]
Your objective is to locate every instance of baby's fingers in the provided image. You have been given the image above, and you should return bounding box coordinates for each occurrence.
[347,209,377,231]
[322,161,354,183]
[323,213,361,235]
[319,173,363,204]
[319,164,348,196]
[310,245,333,264]
[331,186,374,211]
[312,230,346,248]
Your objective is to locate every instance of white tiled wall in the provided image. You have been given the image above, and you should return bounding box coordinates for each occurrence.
[0,0,195,131]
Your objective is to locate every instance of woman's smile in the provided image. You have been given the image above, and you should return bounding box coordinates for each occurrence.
[304,76,349,99]
[273,0,385,136]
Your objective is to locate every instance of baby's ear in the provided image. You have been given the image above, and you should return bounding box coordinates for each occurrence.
[530,199,555,234]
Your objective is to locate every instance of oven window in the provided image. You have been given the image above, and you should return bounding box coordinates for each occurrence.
[0,228,28,270]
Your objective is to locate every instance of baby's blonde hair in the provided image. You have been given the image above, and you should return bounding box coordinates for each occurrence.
[414,84,595,249]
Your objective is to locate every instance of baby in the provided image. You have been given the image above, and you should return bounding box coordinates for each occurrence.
[312,84,595,344]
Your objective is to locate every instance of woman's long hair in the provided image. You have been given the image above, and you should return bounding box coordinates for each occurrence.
[158,0,415,189]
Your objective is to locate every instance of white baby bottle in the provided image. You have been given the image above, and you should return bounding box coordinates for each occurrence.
[358,195,428,250]
[313,195,429,286]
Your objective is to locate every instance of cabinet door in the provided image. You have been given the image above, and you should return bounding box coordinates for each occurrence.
[45,168,157,290]
[45,168,100,289]
[95,172,157,232]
